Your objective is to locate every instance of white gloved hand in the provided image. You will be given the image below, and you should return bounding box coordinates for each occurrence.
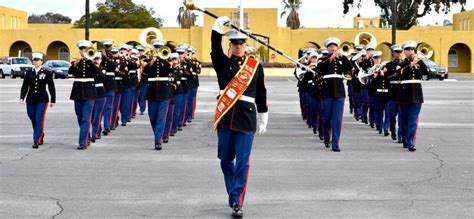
[257,112,268,135]
[212,16,231,34]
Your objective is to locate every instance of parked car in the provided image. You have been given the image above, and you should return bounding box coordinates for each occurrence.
[42,60,71,79]
[422,59,448,80]
[0,57,34,78]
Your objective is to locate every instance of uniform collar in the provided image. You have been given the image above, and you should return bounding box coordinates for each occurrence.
[230,55,246,66]
[34,67,42,73]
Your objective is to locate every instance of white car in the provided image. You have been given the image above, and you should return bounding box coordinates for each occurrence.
[0,57,34,79]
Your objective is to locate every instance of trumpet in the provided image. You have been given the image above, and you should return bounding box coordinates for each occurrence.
[84,47,97,60]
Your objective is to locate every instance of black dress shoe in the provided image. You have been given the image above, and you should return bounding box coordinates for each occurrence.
[403,144,408,148]
[370,124,375,128]
[384,131,389,136]
[355,116,359,121]
[177,127,183,131]
[332,148,341,152]
[77,145,87,150]
[231,204,243,217]
[408,147,416,152]
[397,139,403,144]
[103,130,108,136]
[363,119,368,124]
[187,120,192,123]
[140,112,144,115]
[91,138,96,143]
[154,144,162,150]
[378,129,382,134]
[121,123,126,126]
[182,123,187,127]
[319,135,324,141]
[170,133,175,137]
[110,127,116,131]
[163,138,169,143]
[39,140,44,145]
[324,142,331,148]
[128,120,131,122]
[391,133,397,140]
[313,127,317,134]
[32,144,39,149]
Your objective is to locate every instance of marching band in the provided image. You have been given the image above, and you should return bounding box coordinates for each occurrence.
[297,39,429,153]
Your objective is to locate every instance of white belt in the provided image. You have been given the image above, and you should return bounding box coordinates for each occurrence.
[390,81,401,84]
[129,70,137,74]
[239,95,255,103]
[377,89,388,93]
[192,72,198,75]
[181,78,188,81]
[74,78,94,82]
[323,74,343,79]
[115,77,123,80]
[307,80,313,84]
[95,83,104,87]
[218,90,255,103]
[148,77,170,82]
[401,79,421,84]
[177,81,181,85]
[106,72,115,76]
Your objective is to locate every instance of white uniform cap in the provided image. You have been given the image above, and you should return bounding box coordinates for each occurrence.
[309,51,319,58]
[319,48,328,54]
[111,47,119,53]
[169,52,179,60]
[391,45,403,52]
[225,29,248,44]
[323,37,341,47]
[355,45,364,50]
[119,44,130,51]
[131,49,139,54]
[151,39,166,47]
[102,39,114,46]
[136,45,145,51]
[32,53,43,60]
[351,52,364,61]
[372,51,383,58]
[402,41,417,50]
[365,44,376,50]
[94,52,102,59]
[76,40,92,48]
[176,46,187,53]
[245,46,256,54]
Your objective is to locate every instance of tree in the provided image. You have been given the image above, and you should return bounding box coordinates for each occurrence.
[28,13,72,24]
[280,0,302,30]
[74,0,163,28]
[343,0,467,45]
[177,0,197,28]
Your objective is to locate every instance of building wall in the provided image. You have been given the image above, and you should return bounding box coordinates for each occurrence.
[0,6,28,30]
[453,10,474,31]
[0,7,473,73]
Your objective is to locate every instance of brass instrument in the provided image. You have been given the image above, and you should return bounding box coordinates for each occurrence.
[354,32,377,46]
[357,61,388,84]
[139,27,164,49]
[158,46,171,60]
[339,41,354,57]
[416,43,433,59]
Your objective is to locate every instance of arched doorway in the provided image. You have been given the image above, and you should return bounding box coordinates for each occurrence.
[448,43,471,73]
[9,41,32,59]
[47,41,70,61]
[376,42,392,61]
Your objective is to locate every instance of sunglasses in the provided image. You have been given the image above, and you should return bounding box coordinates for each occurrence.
[33,58,42,61]
[79,47,87,50]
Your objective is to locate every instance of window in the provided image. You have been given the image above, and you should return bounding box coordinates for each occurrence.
[10,16,13,28]
[448,49,458,68]
[18,18,21,29]
[2,15,4,29]
[59,47,69,61]
[13,17,16,28]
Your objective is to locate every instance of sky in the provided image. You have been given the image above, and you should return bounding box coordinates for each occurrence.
[0,0,472,28]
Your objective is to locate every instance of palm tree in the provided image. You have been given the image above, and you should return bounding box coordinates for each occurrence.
[280,0,301,29]
[177,1,197,29]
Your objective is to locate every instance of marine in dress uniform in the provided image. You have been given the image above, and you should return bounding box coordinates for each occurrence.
[69,40,100,150]
[170,52,186,136]
[91,52,107,143]
[101,43,119,136]
[346,50,358,115]
[359,45,376,125]
[397,41,429,151]
[137,45,149,115]
[110,48,126,130]
[350,51,366,122]
[127,49,140,120]
[302,52,321,135]
[211,17,268,217]
[384,45,404,142]
[371,51,391,136]
[186,47,201,122]
[316,37,352,152]
[118,44,133,126]
[20,53,56,148]
[163,52,180,143]
[176,45,193,130]
[144,39,174,150]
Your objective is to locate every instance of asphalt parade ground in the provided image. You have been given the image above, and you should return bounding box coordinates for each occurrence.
[1,74,473,218]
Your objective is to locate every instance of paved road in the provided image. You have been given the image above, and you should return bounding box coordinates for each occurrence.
[1,74,473,218]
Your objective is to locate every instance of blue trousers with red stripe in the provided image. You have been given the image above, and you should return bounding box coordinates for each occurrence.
[217,126,254,207]
[138,84,148,113]
[121,88,133,125]
[148,100,170,145]
[322,97,345,149]
[186,88,197,121]
[360,89,369,120]
[180,92,189,127]
[91,97,106,139]
[26,102,48,144]
[375,99,390,132]
[399,103,422,148]
[102,91,115,130]
[74,100,94,146]
[112,92,122,128]
[163,100,175,140]
[307,95,319,128]
[172,94,184,133]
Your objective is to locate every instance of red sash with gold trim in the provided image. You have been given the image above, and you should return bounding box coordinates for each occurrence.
[213,57,259,130]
